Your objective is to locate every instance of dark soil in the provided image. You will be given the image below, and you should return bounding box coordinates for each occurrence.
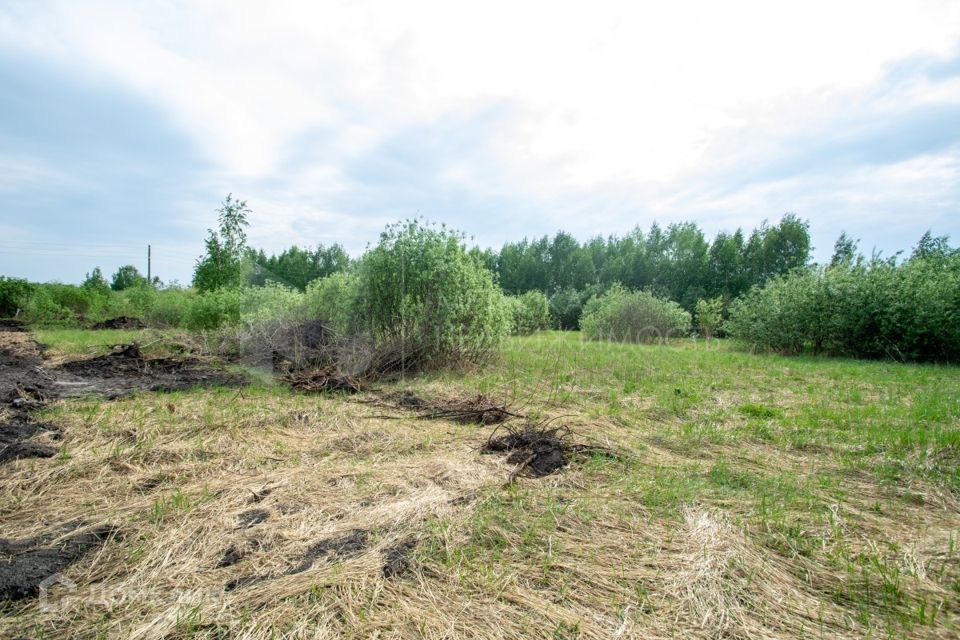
[57,343,246,398]
[2,332,241,466]
[286,529,369,575]
[382,538,417,578]
[91,316,146,330]
[0,323,60,465]
[482,423,609,479]
[224,528,370,591]
[0,525,118,601]
[216,544,245,568]
[236,508,270,528]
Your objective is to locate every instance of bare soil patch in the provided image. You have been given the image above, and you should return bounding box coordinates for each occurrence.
[0,524,118,601]
[0,321,59,465]
[57,342,245,397]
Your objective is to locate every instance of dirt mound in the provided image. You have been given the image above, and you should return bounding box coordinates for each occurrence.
[91,316,146,330]
[58,343,245,396]
[0,524,118,601]
[483,423,611,479]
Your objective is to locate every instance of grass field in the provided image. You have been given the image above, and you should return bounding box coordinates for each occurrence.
[3,330,959,638]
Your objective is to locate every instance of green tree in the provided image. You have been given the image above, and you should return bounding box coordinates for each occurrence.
[830,232,859,266]
[82,267,111,293]
[193,194,251,292]
[110,265,147,291]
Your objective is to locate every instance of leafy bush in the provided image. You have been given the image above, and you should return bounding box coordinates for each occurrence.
[694,296,724,339]
[507,290,551,335]
[238,283,304,325]
[549,287,589,330]
[352,220,510,367]
[725,252,960,362]
[303,271,358,334]
[580,284,692,343]
[0,277,35,317]
[181,287,245,330]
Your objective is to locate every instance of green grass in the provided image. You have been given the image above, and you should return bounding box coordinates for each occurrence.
[6,328,960,638]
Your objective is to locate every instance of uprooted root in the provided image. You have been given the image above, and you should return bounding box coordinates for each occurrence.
[482,422,613,479]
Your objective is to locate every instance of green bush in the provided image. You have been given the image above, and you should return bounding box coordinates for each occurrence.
[238,283,304,325]
[17,283,102,323]
[303,271,358,334]
[580,284,692,343]
[181,287,245,330]
[694,296,724,339]
[507,290,551,335]
[725,253,960,362]
[549,287,588,329]
[352,220,510,367]
[0,277,35,317]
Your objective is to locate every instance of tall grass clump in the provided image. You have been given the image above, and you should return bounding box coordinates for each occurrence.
[580,284,692,343]
[725,251,960,362]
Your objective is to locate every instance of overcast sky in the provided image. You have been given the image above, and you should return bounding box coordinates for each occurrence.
[1,0,959,284]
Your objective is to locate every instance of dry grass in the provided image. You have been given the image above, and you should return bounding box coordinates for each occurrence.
[2,331,960,638]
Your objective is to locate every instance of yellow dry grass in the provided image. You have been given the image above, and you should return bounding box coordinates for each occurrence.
[2,332,960,638]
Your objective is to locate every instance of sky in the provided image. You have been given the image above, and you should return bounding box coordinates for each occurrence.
[1,0,959,285]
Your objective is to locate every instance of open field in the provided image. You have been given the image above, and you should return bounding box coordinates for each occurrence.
[2,328,959,638]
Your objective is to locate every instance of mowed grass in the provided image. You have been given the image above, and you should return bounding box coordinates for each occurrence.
[2,330,959,638]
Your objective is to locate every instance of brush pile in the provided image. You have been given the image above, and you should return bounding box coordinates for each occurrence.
[256,319,431,394]
[368,391,518,424]
[283,367,364,394]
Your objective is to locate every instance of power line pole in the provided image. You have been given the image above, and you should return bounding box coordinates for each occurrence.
[147,244,152,285]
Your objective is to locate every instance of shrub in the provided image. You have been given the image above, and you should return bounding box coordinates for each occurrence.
[303,271,358,334]
[352,220,510,367]
[580,284,692,343]
[238,283,305,325]
[694,296,724,339]
[182,287,245,330]
[0,277,35,317]
[549,288,587,329]
[725,253,960,362]
[508,290,551,335]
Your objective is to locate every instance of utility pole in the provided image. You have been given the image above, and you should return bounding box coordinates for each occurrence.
[147,245,152,285]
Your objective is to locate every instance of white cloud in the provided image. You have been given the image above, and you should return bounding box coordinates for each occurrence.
[1,0,959,262]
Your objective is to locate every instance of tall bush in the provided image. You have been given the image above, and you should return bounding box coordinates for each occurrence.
[725,253,960,362]
[0,277,35,317]
[580,284,692,343]
[508,290,551,335]
[352,221,510,367]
